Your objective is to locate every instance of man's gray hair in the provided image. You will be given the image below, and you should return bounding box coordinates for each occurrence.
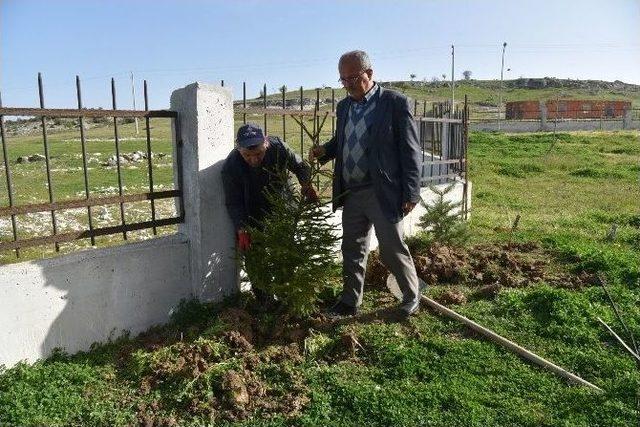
[339,50,372,71]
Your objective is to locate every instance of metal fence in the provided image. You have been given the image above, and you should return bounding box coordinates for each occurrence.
[0,74,184,260]
[0,78,470,261]
[415,98,469,218]
[232,83,469,217]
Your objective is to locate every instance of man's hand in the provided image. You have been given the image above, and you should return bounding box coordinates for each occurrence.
[308,145,325,163]
[402,201,417,216]
[237,229,251,251]
[301,183,320,203]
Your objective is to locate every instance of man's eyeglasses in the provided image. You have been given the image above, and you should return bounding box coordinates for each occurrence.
[338,70,366,85]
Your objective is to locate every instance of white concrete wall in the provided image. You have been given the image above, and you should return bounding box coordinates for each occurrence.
[0,235,191,367]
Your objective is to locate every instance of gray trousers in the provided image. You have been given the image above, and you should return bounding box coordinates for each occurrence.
[340,187,420,307]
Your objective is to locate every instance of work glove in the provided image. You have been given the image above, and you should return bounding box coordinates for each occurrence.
[237,229,251,251]
[301,184,320,203]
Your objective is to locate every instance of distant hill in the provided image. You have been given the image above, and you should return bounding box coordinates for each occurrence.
[383,78,640,110]
[390,77,640,91]
[245,78,640,112]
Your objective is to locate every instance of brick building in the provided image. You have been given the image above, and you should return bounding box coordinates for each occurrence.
[506,100,631,119]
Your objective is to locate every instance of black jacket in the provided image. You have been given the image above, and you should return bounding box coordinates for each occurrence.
[221,136,311,231]
[319,86,422,223]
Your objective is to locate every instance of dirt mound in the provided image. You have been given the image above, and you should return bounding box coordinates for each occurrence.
[134,331,309,423]
[415,244,470,285]
[222,330,254,353]
[469,243,598,289]
[218,307,255,344]
[366,243,469,287]
[365,250,390,289]
[221,370,255,407]
[216,362,308,422]
[365,241,598,291]
[435,289,467,306]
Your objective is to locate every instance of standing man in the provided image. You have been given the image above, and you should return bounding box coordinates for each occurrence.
[310,50,422,318]
[222,123,318,253]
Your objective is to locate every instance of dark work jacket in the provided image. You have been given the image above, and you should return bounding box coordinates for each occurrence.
[319,86,422,223]
[221,136,311,231]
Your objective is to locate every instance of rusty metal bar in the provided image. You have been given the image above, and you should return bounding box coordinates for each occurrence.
[0,216,182,251]
[38,73,60,252]
[0,91,20,257]
[415,117,463,124]
[172,117,186,220]
[331,89,336,135]
[423,100,427,117]
[0,107,177,118]
[331,89,336,171]
[263,83,267,132]
[315,89,320,189]
[299,86,304,156]
[0,190,180,217]
[242,82,247,125]
[422,173,462,182]
[420,121,426,165]
[235,107,335,117]
[430,121,435,179]
[462,95,469,219]
[111,78,127,240]
[438,105,443,177]
[76,75,95,246]
[281,86,286,141]
[143,80,157,235]
[414,99,418,116]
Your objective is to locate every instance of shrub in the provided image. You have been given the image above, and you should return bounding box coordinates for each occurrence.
[244,171,341,317]
[417,183,469,247]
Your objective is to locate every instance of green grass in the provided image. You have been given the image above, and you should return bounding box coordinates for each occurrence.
[1,130,639,425]
[1,283,638,426]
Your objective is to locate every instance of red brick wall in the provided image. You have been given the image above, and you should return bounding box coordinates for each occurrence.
[505,100,631,119]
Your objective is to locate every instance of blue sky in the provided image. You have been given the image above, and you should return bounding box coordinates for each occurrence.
[2,0,639,109]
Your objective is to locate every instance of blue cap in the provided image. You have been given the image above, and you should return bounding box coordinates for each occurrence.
[236,123,265,148]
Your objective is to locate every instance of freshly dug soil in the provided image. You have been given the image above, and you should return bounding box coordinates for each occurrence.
[366,241,598,293]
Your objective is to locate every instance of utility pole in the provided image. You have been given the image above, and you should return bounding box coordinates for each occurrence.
[451,44,455,113]
[131,71,139,134]
[498,42,507,131]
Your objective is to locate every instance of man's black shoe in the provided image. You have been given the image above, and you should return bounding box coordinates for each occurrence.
[399,299,420,318]
[327,300,358,317]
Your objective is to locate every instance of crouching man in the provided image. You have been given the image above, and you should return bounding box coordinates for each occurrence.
[221,123,318,299]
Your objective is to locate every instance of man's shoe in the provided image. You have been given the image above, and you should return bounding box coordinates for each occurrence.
[327,301,358,317]
[399,299,420,318]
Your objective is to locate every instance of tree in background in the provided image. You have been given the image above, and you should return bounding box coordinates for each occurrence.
[463,70,472,80]
[410,74,417,81]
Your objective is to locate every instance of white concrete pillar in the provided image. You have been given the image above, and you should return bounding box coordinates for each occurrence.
[623,108,632,130]
[539,101,548,131]
[170,82,238,301]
